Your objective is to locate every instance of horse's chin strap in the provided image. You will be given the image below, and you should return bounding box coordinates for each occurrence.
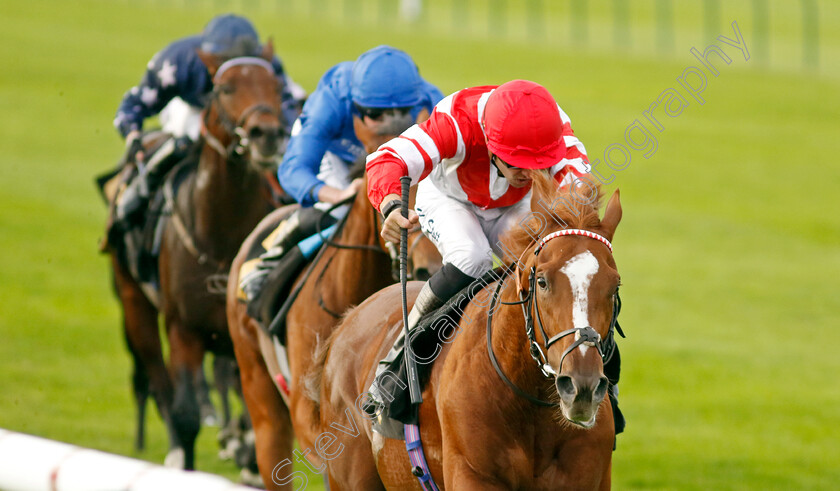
[200,123,229,157]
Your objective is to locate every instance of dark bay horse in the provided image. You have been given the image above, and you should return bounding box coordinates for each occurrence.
[315,175,623,489]
[227,183,441,488]
[108,43,287,470]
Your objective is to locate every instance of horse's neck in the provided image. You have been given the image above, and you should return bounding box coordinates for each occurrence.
[189,145,267,253]
[341,193,379,246]
[483,281,551,398]
[324,195,390,304]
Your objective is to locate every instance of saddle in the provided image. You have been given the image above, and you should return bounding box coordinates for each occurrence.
[237,207,339,339]
[95,131,171,205]
[96,138,195,302]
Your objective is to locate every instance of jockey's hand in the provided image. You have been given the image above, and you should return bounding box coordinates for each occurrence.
[318,178,364,204]
[379,194,419,244]
[341,178,364,202]
[125,130,145,166]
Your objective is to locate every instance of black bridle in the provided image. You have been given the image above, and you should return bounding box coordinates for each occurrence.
[486,229,625,406]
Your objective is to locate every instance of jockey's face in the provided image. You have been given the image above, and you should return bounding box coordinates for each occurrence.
[491,154,533,188]
[355,104,412,129]
[353,104,415,154]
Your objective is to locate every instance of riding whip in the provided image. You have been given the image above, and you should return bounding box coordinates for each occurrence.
[400,175,423,404]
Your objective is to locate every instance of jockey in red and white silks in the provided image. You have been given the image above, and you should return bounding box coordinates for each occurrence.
[362,80,593,427]
[367,80,590,297]
[364,82,633,438]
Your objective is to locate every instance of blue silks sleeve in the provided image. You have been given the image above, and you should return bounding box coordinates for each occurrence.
[277,86,345,207]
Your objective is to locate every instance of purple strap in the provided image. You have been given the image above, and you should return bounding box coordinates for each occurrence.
[404,424,439,490]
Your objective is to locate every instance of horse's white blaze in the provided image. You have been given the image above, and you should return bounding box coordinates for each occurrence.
[560,251,599,356]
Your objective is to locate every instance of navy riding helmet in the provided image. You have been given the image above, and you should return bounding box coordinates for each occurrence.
[201,14,261,58]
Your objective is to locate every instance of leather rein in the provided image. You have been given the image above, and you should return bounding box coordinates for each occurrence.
[312,194,423,317]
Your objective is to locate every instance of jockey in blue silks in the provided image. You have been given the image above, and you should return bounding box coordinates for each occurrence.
[112,14,305,223]
[278,45,443,209]
[237,45,443,314]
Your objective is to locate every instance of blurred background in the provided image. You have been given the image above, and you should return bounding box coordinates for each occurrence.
[1,0,838,489]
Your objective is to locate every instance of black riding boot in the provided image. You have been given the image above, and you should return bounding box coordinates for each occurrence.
[363,263,477,429]
[114,135,188,226]
[604,345,625,437]
[363,281,444,434]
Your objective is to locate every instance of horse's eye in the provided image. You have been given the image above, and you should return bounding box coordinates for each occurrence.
[220,84,235,95]
[537,277,548,289]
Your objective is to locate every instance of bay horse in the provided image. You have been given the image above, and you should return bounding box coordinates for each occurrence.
[227,169,441,487]
[108,42,287,470]
[314,174,623,490]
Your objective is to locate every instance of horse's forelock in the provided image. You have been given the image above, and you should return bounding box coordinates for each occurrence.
[500,171,604,264]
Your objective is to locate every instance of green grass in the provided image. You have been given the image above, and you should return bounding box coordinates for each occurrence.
[1,0,839,489]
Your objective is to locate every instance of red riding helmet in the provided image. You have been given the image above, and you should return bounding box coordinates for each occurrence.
[482,80,566,169]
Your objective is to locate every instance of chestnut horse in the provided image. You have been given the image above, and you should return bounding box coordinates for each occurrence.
[315,175,623,490]
[108,43,287,470]
[227,183,441,489]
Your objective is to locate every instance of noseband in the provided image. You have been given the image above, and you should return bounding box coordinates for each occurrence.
[202,57,285,159]
[487,228,624,406]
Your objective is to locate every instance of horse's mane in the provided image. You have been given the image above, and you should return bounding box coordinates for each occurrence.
[499,171,604,263]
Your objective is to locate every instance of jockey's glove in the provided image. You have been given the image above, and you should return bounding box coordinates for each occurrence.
[125,130,144,167]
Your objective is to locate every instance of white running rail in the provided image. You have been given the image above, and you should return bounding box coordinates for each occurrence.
[0,428,254,491]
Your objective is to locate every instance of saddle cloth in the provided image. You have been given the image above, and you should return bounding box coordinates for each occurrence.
[237,207,338,336]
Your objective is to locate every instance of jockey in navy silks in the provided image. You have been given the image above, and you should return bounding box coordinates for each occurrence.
[112,14,305,224]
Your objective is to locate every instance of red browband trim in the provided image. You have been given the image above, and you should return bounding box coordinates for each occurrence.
[535,228,613,254]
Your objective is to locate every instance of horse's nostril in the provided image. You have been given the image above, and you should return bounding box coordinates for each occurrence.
[414,268,430,281]
[249,126,282,140]
[556,375,575,397]
[595,376,610,400]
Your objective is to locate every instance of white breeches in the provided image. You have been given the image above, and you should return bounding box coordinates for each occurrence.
[415,179,531,278]
[159,97,202,140]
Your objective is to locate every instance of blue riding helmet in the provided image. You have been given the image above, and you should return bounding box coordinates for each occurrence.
[350,45,424,109]
[201,14,261,58]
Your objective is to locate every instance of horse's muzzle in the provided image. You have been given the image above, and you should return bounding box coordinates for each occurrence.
[555,373,609,427]
[244,124,285,168]
[249,124,282,155]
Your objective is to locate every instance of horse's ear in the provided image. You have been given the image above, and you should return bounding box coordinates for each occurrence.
[600,189,622,241]
[197,49,222,78]
[261,38,274,62]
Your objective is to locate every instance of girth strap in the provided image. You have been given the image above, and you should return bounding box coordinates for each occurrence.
[404,424,440,491]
